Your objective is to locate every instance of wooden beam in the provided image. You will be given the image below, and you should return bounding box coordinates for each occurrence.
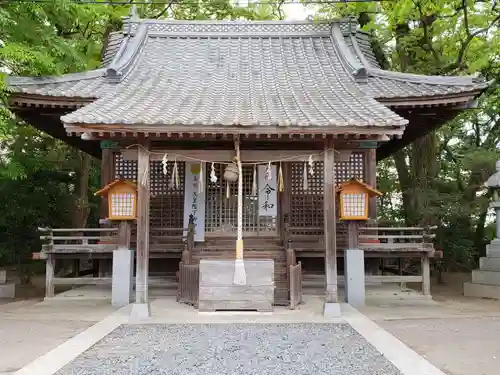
[135,139,150,304]
[323,139,338,303]
[52,276,177,286]
[66,124,405,137]
[121,149,355,163]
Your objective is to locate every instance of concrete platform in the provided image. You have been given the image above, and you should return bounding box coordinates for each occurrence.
[464,282,500,299]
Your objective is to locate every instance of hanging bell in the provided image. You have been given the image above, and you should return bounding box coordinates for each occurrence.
[223,162,239,182]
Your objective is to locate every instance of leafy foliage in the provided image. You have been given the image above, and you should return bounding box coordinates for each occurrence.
[0,0,278,275]
[318,0,500,268]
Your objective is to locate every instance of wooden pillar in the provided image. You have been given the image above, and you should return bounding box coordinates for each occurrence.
[365,149,380,275]
[324,139,338,304]
[45,254,55,298]
[365,149,377,219]
[100,149,114,219]
[98,259,107,277]
[280,162,291,241]
[133,140,151,316]
[118,221,132,249]
[72,259,80,277]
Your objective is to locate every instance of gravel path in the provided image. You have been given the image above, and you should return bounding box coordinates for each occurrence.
[56,323,401,375]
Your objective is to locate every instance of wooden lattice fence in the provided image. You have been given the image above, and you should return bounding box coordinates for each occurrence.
[177,262,199,306]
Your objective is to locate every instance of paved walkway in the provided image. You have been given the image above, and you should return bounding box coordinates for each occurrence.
[360,296,500,375]
[2,281,500,375]
[0,299,117,375]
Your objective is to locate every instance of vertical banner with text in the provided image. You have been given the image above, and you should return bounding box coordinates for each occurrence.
[258,164,277,217]
[183,162,206,242]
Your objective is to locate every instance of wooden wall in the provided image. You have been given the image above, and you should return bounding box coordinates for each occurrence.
[110,149,373,252]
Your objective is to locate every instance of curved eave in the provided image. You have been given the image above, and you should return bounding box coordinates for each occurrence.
[62,123,407,138]
[332,23,490,103]
[9,94,93,108]
[377,91,483,108]
[6,68,106,87]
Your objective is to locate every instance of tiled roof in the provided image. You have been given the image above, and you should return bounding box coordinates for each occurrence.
[6,19,488,129]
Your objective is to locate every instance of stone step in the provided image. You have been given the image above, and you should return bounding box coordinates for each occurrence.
[479,257,500,271]
[472,270,500,286]
[486,244,500,258]
[464,282,500,300]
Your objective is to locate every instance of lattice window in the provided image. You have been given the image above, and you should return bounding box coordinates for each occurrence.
[335,152,364,185]
[289,152,366,242]
[205,164,277,236]
[113,153,137,182]
[149,161,185,229]
[113,153,185,230]
[290,162,324,232]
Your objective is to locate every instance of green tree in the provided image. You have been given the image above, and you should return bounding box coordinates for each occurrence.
[317,0,500,267]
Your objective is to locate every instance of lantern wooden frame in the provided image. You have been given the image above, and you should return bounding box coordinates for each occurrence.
[338,179,382,221]
[95,179,138,221]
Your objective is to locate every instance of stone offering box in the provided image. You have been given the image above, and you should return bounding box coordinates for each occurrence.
[199,259,275,312]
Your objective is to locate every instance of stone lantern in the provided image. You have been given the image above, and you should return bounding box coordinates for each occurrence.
[464,160,500,299]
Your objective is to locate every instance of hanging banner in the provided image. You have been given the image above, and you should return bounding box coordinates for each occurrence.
[258,164,277,217]
[183,162,206,242]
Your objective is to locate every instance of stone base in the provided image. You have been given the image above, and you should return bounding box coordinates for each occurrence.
[131,302,151,318]
[479,257,500,271]
[323,302,341,318]
[344,249,365,307]
[464,282,500,300]
[111,249,134,307]
[199,259,275,312]
[472,270,500,286]
[0,283,15,299]
[486,241,500,258]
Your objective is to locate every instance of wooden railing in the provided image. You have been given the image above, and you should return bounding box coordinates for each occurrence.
[358,226,436,254]
[38,224,195,256]
[283,221,437,296]
[37,222,195,298]
[358,225,437,295]
[38,227,119,256]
